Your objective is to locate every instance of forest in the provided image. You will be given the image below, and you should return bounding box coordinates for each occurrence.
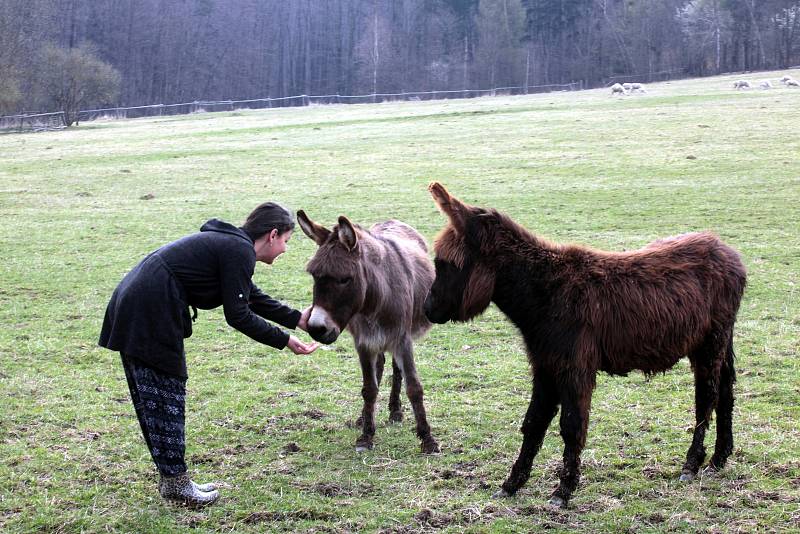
[1,0,799,115]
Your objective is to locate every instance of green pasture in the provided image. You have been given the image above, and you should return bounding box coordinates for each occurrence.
[1,71,798,533]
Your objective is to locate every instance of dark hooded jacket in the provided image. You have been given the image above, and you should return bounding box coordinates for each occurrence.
[98,219,300,377]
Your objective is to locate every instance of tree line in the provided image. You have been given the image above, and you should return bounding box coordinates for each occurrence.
[1,0,798,120]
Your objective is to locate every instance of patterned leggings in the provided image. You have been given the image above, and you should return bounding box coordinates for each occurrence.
[121,355,188,476]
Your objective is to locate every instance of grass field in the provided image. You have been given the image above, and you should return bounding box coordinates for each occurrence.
[1,70,799,533]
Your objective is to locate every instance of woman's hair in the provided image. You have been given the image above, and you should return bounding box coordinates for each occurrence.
[241,202,295,240]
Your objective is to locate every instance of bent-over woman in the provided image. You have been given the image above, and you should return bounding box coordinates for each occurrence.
[99,202,318,507]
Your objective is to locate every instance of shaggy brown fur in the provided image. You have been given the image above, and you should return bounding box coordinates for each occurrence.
[298,211,439,454]
[424,182,746,507]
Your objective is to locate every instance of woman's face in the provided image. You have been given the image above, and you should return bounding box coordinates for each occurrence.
[269,230,292,263]
[258,229,292,264]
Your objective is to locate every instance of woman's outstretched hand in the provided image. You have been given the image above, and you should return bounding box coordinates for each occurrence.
[287,335,319,355]
[297,306,312,332]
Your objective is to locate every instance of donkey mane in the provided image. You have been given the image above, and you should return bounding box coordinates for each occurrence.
[435,208,566,267]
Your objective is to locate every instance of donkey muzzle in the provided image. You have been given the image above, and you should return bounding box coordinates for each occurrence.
[307,306,341,344]
[424,294,450,324]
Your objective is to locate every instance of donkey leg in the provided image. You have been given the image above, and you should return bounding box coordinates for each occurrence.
[709,335,736,472]
[497,369,559,498]
[551,376,594,508]
[388,357,403,423]
[356,348,380,452]
[375,352,386,385]
[394,338,439,454]
[681,337,724,481]
[356,352,385,428]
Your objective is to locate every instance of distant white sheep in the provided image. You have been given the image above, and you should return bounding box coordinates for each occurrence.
[622,83,632,92]
[759,80,773,89]
[787,79,800,87]
[733,80,751,89]
[780,76,793,84]
[630,82,647,93]
[611,83,625,96]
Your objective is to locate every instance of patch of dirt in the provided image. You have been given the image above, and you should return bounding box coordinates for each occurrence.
[296,481,377,498]
[517,504,570,522]
[191,442,270,465]
[283,442,301,453]
[242,510,337,523]
[413,508,455,529]
[63,427,103,442]
[765,461,800,477]
[382,504,518,533]
[269,460,296,476]
[748,490,793,502]
[311,482,349,497]
[176,513,208,528]
[434,460,481,481]
[293,408,326,420]
[7,455,31,467]
[253,414,312,433]
[641,465,671,479]
[0,507,24,524]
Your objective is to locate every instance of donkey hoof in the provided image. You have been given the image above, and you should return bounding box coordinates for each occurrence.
[679,470,695,482]
[388,411,403,423]
[355,438,373,452]
[492,488,513,499]
[421,439,440,454]
[548,496,566,508]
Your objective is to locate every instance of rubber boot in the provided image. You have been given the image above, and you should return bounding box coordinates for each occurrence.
[159,472,219,508]
[192,481,219,492]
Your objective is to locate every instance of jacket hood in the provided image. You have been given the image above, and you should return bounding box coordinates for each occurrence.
[200,218,253,243]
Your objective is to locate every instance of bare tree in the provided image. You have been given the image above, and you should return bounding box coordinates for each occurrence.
[37,43,121,126]
[679,0,732,75]
[474,0,526,90]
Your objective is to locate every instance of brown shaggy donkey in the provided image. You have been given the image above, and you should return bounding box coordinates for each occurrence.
[297,211,440,454]
[423,183,746,507]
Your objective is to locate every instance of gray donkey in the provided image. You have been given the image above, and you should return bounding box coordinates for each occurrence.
[297,211,440,454]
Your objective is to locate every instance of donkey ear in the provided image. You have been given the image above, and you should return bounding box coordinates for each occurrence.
[297,210,330,246]
[337,216,358,251]
[429,182,468,231]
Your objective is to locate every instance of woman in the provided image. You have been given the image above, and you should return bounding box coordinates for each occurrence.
[99,202,318,507]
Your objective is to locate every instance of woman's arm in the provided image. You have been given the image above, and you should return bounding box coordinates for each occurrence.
[248,283,302,329]
[219,250,293,349]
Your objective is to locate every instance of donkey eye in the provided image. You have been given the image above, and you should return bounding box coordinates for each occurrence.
[337,277,352,285]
